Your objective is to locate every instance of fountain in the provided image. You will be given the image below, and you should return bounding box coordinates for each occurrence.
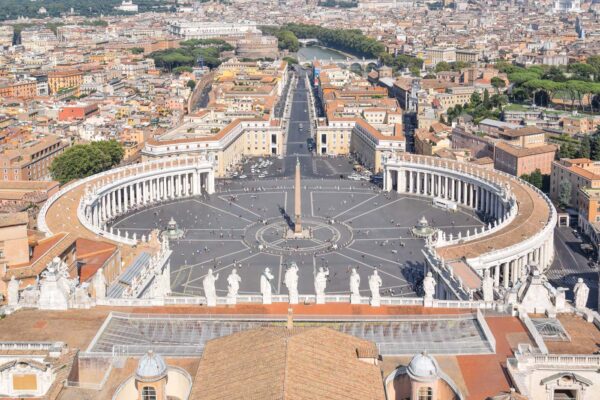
[162,217,184,240]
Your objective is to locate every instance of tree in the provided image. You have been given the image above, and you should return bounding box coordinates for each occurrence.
[483,89,491,108]
[130,47,144,55]
[50,141,124,184]
[529,169,543,189]
[558,180,572,208]
[174,66,193,75]
[435,61,451,73]
[543,66,567,82]
[470,92,481,107]
[276,30,299,52]
[89,140,124,166]
[578,136,591,159]
[491,76,506,92]
[590,130,600,161]
[186,80,196,90]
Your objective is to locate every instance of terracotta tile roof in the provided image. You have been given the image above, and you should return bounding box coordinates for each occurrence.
[4,233,74,280]
[501,126,544,138]
[192,326,385,400]
[0,212,28,228]
[75,238,118,282]
[495,142,557,157]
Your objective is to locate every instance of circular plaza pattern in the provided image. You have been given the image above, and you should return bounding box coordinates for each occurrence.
[245,216,353,255]
[38,154,556,303]
[108,179,484,297]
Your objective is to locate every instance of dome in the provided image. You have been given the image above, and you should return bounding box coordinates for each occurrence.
[135,350,167,382]
[407,352,438,382]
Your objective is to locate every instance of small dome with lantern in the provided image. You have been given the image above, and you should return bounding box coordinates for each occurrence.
[135,350,167,382]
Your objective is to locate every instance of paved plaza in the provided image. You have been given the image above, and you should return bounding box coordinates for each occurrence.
[112,178,484,298]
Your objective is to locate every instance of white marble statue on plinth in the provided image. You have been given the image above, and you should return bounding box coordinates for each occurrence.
[285,262,299,305]
[74,283,92,309]
[227,268,241,305]
[261,267,274,304]
[574,278,590,309]
[423,271,436,306]
[481,268,494,302]
[38,257,72,310]
[369,270,382,307]
[314,266,329,304]
[93,268,107,300]
[7,276,19,307]
[349,268,361,304]
[203,269,219,307]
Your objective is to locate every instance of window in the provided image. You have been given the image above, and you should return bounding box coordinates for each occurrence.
[142,386,157,400]
[418,387,433,400]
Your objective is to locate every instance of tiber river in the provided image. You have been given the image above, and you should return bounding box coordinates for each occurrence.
[297,45,349,62]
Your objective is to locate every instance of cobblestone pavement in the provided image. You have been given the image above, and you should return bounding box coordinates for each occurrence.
[112,179,483,298]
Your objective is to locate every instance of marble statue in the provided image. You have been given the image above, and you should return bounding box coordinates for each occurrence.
[74,283,92,309]
[227,268,241,305]
[574,278,590,309]
[261,267,274,304]
[93,268,108,300]
[482,268,494,302]
[349,268,361,304]
[39,258,72,310]
[369,270,382,307]
[314,266,329,304]
[423,272,436,304]
[285,262,299,304]
[20,285,40,307]
[7,276,19,307]
[202,269,219,307]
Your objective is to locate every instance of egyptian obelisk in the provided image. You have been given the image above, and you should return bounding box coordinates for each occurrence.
[294,157,302,233]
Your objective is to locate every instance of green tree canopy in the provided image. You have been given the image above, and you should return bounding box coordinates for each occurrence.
[50,141,124,184]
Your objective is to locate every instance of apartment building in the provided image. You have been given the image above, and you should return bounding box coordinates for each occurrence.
[48,70,84,94]
[494,142,557,176]
[0,26,13,48]
[0,80,38,99]
[0,135,68,181]
[550,158,600,208]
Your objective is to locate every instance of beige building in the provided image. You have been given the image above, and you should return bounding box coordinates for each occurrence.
[142,114,283,177]
[0,213,30,296]
[494,142,557,177]
[550,158,600,208]
[0,134,68,181]
[415,123,452,156]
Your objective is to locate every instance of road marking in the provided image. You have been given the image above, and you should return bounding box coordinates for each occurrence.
[192,199,253,223]
[343,198,405,223]
[334,251,405,281]
[333,194,378,219]
[217,195,261,218]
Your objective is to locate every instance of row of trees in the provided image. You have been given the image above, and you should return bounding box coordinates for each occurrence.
[444,90,507,124]
[50,141,124,184]
[148,39,233,71]
[260,24,424,75]
[0,0,173,21]
[557,128,600,160]
[265,23,386,59]
[496,60,600,112]
[520,169,551,192]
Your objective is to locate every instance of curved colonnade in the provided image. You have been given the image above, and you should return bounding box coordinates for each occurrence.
[38,157,215,246]
[383,154,557,300]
